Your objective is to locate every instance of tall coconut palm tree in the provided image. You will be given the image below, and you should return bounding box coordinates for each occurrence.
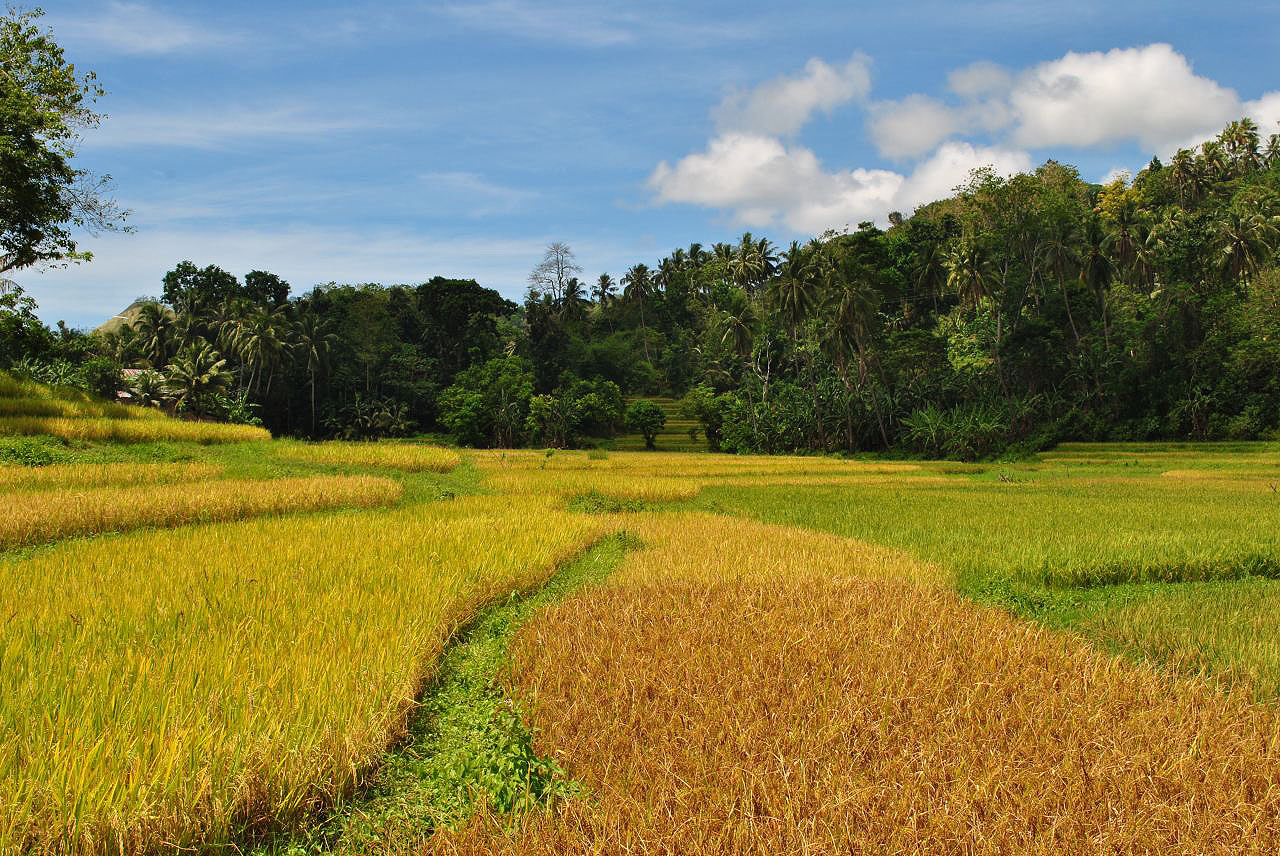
[1102,197,1146,281]
[294,312,337,435]
[944,237,993,308]
[1215,207,1279,285]
[1169,148,1199,207]
[230,305,290,396]
[719,295,757,359]
[1038,219,1082,342]
[1265,134,1280,168]
[560,276,589,322]
[130,301,176,369]
[593,273,617,305]
[1079,214,1114,349]
[1221,118,1261,175]
[621,263,654,362]
[1199,140,1230,184]
[163,340,231,418]
[770,241,818,338]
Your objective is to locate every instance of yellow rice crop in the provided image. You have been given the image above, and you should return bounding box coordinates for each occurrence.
[0,397,164,420]
[0,461,223,490]
[439,514,1280,854]
[0,475,401,549]
[485,469,704,501]
[476,450,928,502]
[0,495,609,853]
[0,415,270,444]
[274,441,462,472]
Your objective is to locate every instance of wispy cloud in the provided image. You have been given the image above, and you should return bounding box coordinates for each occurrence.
[438,0,635,47]
[87,103,386,149]
[419,171,537,216]
[436,0,763,48]
[49,2,242,55]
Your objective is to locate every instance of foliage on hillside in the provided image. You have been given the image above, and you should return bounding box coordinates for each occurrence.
[8,121,1280,456]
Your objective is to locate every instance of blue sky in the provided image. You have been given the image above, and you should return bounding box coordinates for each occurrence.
[21,0,1280,327]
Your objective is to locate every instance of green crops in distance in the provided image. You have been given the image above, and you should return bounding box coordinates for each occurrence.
[698,474,1280,588]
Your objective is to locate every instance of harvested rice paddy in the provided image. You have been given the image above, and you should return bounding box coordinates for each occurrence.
[4,411,1280,853]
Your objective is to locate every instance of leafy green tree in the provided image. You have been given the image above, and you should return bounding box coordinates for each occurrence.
[626,399,666,449]
[242,270,290,308]
[161,262,241,317]
[129,301,176,369]
[0,8,127,274]
[438,356,535,447]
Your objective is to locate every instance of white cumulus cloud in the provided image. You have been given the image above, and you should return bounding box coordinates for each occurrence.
[868,95,964,160]
[648,134,1028,233]
[1008,44,1240,152]
[713,53,872,137]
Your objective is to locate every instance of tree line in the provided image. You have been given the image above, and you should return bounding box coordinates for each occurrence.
[7,116,1280,457]
[4,4,1280,456]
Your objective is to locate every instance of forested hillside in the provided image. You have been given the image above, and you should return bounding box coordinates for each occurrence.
[7,118,1280,457]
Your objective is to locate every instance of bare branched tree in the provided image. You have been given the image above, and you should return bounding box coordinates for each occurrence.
[528,242,581,303]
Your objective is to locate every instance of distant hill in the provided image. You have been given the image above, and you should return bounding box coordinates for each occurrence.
[94,298,166,336]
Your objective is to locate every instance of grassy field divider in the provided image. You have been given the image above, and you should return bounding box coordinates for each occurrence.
[258,532,637,855]
[0,474,402,549]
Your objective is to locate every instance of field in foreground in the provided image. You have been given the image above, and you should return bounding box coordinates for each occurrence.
[3,422,1280,853]
[440,514,1280,853]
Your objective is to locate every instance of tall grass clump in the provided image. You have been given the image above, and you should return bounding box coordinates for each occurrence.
[0,496,608,853]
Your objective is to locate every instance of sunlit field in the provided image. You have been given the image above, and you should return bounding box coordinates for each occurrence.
[0,474,401,549]
[5,412,1280,852]
[0,372,271,445]
[0,495,606,852]
[272,441,462,473]
[439,514,1280,853]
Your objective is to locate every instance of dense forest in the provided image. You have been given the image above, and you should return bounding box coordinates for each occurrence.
[5,117,1280,458]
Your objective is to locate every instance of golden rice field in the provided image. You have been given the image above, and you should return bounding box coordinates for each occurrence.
[273,441,462,472]
[438,514,1280,854]
[0,474,401,549]
[0,461,222,489]
[0,372,271,444]
[0,414,270,444]
[0,495,607,853]
[4,422,1280,854]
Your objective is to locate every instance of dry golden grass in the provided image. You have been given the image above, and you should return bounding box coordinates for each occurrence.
[0,495,609,854]
[274,442,462,472]
[0,475,401,549]
[0,461,223,490]
[0,414,270,444]
[438,514,1280,855]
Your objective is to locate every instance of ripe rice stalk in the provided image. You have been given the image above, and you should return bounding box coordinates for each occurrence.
[0,475,402,549]
[0,461,223,491]
[437,514,1280,854]
[274,442,461,473]
[0,495,609,853]
[0,415,270,444]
